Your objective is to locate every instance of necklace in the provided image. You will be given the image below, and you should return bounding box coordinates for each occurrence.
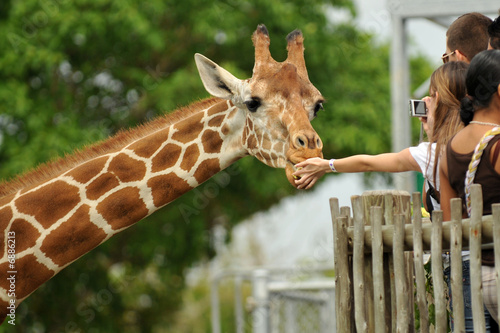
[470,120,500,127]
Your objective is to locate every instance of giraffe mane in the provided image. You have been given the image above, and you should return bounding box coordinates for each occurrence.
[0,97,222,198]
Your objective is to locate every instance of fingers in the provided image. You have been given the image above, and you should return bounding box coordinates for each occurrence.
[292,167,303,179]
[305,178,317,189]
[293,157,328,189]
[294,157,323,169]
[295,177,317,190]
[292,168,311,181]
[294,174,317,190]
[295,179,308,189]
[294,174,308,188]
[294,160,311,169]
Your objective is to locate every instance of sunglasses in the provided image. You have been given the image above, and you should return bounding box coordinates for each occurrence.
[441,51,456,63]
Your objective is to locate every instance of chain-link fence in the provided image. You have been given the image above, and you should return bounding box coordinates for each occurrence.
[268,288,335,333]
[211,266,336,333]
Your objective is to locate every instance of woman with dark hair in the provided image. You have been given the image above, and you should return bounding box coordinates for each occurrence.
[440,49,500,322]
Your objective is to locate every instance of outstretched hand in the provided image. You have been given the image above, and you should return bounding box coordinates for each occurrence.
[292,157,330,190]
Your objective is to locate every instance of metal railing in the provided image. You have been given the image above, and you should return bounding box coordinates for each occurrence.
[211,266,335,333]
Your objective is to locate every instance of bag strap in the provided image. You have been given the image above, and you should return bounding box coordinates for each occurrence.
[465,127,500,216]
[426,180,439,202]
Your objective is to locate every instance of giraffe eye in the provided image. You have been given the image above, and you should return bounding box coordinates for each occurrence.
[313,102,324,117]
[245,98,261,112]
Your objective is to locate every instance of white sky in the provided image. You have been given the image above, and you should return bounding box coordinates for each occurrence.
[352,0,446,66]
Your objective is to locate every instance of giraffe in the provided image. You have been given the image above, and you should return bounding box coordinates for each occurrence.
[0,24,324,322]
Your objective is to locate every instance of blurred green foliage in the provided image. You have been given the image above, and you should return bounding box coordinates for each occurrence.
[0,0,433,331]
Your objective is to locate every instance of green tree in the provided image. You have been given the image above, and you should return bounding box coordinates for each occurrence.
[0,0,432,331]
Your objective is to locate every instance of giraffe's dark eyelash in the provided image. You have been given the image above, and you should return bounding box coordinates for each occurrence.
[313,101,324,117]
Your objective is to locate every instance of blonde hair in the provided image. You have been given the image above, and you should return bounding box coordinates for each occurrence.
[428,61,469,191]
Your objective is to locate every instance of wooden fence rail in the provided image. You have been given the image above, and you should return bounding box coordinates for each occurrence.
[330,184,500,332]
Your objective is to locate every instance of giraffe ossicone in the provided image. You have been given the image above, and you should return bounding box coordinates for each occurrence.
[0,24,324,322]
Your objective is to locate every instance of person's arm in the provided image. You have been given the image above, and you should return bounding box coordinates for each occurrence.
[293,148,421,189]
[439,149,458,221]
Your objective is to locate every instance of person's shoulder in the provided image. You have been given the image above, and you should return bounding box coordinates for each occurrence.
[409,142,434,170]
[410,141,432,154]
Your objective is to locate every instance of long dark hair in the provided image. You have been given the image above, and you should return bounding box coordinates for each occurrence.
[460,50,500,124]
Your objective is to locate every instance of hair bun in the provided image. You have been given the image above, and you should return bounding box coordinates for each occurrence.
[460,95,475,125]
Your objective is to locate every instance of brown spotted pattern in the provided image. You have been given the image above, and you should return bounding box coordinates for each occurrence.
[128,128,170,158]
[40,205,107,265]
[0,255,54,299]
[147,173,193,208]
[16,181,80,229]
[66,156,108,183]
[86,173,121,200]
[108,153,147,182]
[0,97,239,320]
[10,219,40,253]
[152,144,182,172]
[97,187,149,230]
[181,144,200,172]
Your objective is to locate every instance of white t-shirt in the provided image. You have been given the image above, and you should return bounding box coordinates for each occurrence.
[409,142,440,210]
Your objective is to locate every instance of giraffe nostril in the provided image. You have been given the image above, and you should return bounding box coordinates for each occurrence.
[294,133,321,149]
[297,137,306,147]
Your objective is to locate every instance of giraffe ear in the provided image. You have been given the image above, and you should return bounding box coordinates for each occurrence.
[195,53,241,100]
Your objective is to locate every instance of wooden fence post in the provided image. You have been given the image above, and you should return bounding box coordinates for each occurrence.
[393,213,409,332]
[412,192,429,333]
[341,205,356,329]
[371,206,386,333]
[431,210,447,331]
[331,198,353,333]
[450,198,465,332]
[362,190,411,332]
[469,184,486,331]
[352,195,370,332]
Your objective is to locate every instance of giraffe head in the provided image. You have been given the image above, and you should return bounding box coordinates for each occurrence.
[195,24,324,187]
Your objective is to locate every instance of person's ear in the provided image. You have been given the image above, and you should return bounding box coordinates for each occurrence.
[455,49,469,63]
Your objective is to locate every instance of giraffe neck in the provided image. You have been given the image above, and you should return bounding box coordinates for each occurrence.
[0,98,247,308]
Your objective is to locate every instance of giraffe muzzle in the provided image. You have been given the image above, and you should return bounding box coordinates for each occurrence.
[285,132,323,187]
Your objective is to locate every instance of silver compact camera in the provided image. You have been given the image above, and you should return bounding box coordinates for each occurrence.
[409,99,427,117]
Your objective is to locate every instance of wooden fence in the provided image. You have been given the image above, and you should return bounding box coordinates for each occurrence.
[330,184,500,332]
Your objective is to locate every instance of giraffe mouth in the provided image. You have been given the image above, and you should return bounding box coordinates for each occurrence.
[285,161,302,187]
[284,148,323,188]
